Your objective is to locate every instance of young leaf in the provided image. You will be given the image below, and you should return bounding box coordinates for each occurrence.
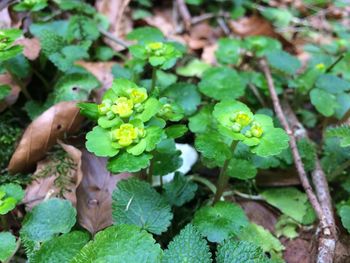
[112,178,173,234]
[162,224,212,263]
[199,67,245,100]
[216,240,269,263]
[163,173,198,206]
[31,231,90,263]
[71,225,163,263]
[193,201,249,243]
[0,232,16,262]
[86,126,119,157]
[21,198,76,242]
[225,158,257,180]
[107,152,152,173]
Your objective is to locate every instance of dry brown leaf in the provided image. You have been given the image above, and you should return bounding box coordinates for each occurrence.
[15,38,41,60]
[76,150,131,234]
[22,142,83,209]
[0,73,21,112]
[76,61,114,103]
[8,101,84,174]
[95,0,132,51]
[201,43,217,65]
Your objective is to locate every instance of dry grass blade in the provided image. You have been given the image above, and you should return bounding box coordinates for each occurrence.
[8,101,84,174]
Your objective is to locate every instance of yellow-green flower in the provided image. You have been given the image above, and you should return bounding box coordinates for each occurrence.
[129,88,148,104]
[112,124,138,147]
[111,97,134,118]
[233,111,252,127]
[250,122,263,138]
[315,63,325,71]
[98,99,112,115]
[147,42,164,51]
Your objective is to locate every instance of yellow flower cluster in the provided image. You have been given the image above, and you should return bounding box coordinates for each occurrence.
[112,123,145,147]
[230,111,264,138]
[146,42,164,56]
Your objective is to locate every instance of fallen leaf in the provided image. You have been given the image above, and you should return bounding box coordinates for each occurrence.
[0,73,21,112]
[15,38,41,60]
[0,8,11,28]
[8,101,84,174]
[75,61,114,103]
[22,142,83,209]
[76,150,131,234]
[201,43,217,65]
[95,0,132,51]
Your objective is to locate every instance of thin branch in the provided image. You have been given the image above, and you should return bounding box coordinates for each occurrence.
[326,53,345,73]
[217,17,230,36]
[175,0,192,31]
[248,83,267,107]
[99,28,129,49]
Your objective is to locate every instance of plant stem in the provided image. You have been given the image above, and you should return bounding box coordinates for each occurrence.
[150,67,157,94]
[326,53,345,73]
[189,175,217,194]
[213,141,238,204]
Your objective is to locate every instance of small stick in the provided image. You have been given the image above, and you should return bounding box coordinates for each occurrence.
[99,28,129,49]
[326,53,345,73]
[176,0,192,31]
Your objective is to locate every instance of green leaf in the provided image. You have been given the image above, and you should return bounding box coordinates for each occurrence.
[163,83,201,115]
[67,15,100,42]
[153,150,183,176]
[216,240,269,263]
[275,215,299,239]
[162,224,211,263]
[0,183,24,202]
[86,126,119,157]
[3,54,30,78]
[135,97,162,122]
[39,30,65,56]
[261,187,316,224]
[315,74,350,94]
[77,102,99,120]
[127,27,164,44]
[266,50,301,74]
[188,105,214,134]
[310,88,338,117]
[112,178,173,235]
[145,126,165,151]
[107,152,152,173]
[21,198,76,242]
[195,133,231,167]
[165,124,188,139]
[71,225,163,263]
[225,158,257,180]
[244,36,282,57]
[53,73,100,102]
[49,45,89,72]
[31,231,90,263]
[199,67,245,100]
[163,173,197,206]
[193,201,249,243]
[0,85,11,100]
[111,64,133,79]
[326,125,350,147]
[215,38,241,65]
[339,205,350,234]
[261,7,293,27]
[0,45,23,62]
[239,223,284,255]
[0,232,16,262]
[176,59,211,78]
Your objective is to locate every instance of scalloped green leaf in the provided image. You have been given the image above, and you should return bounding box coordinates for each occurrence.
[215,38,241,65]
[193,201,249,243]
[136,97,162,122]
[165,124,188,139]
[199,67,245,100]
[127,26,164,44]
[176,59,211,78]
[145,126,165,151]
[0,232,16,262]
[71,225,163,263]
[244,36,282,57]
[188,105,214,134]
[107,152,152,173]
[266,50,301,74]
[310,88,338,117]
[86,126,119,157]
[225,158,257,180]
[153,150,182,176]
[31,231,90,263]
[49,45,89,72]
[162,224,211,263]
[315,74,350,94]
[216,240,269,263]
[21,198,76,242]
[112,178,173,234]
[163,173,197,206]
[0,183,24,202]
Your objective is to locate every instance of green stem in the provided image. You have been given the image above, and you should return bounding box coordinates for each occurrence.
[326,53,345,73]
[189,175,217,194]
[213,141,238,204]
[150,67,157,94]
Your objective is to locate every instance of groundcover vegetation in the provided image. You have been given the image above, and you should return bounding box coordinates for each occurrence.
[0,0,350,262]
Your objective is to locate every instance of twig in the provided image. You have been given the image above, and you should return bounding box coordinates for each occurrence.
[176,0,192,31]
[99,28,129,49]
[261,59,336,262]
[326,53,345,73]
[217,17,230,36]
[223,190,264,201]
[248,83,267,107]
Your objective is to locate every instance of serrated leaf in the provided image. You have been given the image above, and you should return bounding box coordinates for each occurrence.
[162,224,211,263]
[163,173,197,206]
[21,198,76,242]
[225,158,257,180]
[112,178,173,235]
[107,152,151,173]
[0,232,16,262]
[67,15,100,42]
[86,126,119,157]
[49,45,89,72]
[266,50,301,74]
[215,38,241,65]
[176,59,211,78]
[326,125,350,147]
[199,67,245,100]
[216,240,269,263]
[71,225,163,263]
[261,187,315,224]
[310,88,338,117]
[193,201,249,243]
[153,150,183,176]
[38,30,65,56]
[195,133,231,167]
[31,231,90,263]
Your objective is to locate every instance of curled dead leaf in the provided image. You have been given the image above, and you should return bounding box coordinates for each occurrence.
[8,101,84,174]
[15,38,41,60]
[76,150,131,234]
[22,142,83,210]
[0,73,21,112]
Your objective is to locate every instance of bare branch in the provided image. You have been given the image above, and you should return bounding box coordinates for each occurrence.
[175,0,192,31]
